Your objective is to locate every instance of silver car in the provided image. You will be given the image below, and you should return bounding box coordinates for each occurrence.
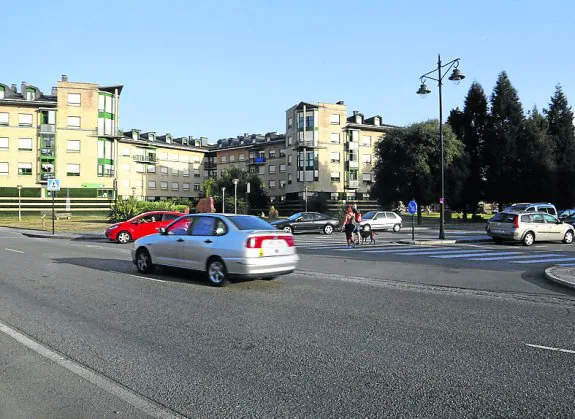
[131,214,299,286]
[360,211,403,232]
[486,211,574,246]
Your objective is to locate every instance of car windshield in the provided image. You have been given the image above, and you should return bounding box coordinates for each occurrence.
[491,212,516,223]
[227,216,275,230]
[363,211,377,219]
[286,212,304,221]
[505,204,529,211]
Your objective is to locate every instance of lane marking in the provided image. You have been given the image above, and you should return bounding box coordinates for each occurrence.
[469,253,558,261]
[0,321,183,418]
[110,271,166,283]
[512,257,575,264]
[525,343,575,354]
[430,252,500,259]
[396,249,493,257]
[4,248,24,254]
[342,246,454,254]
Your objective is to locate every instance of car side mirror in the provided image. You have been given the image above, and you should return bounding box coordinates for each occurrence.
[296,218,302,222]
[159,227,167,234]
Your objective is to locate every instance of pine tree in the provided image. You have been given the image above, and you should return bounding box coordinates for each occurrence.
[483,72,524,205]
[545,85,575,208]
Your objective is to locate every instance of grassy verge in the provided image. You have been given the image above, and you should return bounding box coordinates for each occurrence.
[0,214,111,233]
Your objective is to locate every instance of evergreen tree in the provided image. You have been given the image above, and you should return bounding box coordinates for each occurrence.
[483,72,525,204]
[545,85,575,208]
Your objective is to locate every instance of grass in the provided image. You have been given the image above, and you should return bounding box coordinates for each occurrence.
[0,214,111,233]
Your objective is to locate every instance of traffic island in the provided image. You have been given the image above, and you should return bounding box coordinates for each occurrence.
[544,266,575,290]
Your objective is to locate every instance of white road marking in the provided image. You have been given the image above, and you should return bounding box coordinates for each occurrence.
[0,321,183,418]
[4,248,24,254]
[469,253,558,261]
[512,257,575,264]
[431,252,500,259]
[396,249,493,257]
[525,343,575,354]
[110,271,166,283]
[347,246,455,254]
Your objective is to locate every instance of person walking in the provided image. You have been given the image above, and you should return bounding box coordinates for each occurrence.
[352,204,362,245]
[341,206,355,248]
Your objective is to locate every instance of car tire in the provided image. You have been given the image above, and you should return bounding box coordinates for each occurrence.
[117,231,132,244]
[563,230,574,244]
[393,224,401,232]
[523,231,535,246]
[363,224,371,232]
[206,257,228,287]
[323,224,334,235]
[283,226,293,234]
[136,248,155,274]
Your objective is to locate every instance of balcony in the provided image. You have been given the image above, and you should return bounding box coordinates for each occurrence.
[295,139,319,149]
[97,128,124,137]
[40,148,56,157]
[38,124,56,134]
[347,160,360,169]
[204,162,217,169]
[346,180,359,189]
[38,172,56,182]
[133,154,157,163]
[345,142,359,151]
[249,157,267,165]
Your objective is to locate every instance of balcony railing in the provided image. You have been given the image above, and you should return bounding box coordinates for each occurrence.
[38,172,56,182]
[38,124,56,134]
[295,140,319,148]
[40,148,56,157]
[204,162,217,169]
[249,157,267,164]
[346,180,359,189]
[345,142,359,150]
[347,160,360,169]
[133,154,157,163]
[97,128,124,137]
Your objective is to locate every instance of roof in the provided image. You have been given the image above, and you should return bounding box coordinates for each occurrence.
[99,85,124,95]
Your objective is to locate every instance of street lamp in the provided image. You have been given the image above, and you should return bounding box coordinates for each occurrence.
[17,185,22,222]
[417,54,465,240]
[232,179,239,214]
[305,186,308,212]
[221,187,226,213]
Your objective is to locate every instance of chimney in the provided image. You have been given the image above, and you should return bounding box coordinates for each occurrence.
[336,101,344,105]
[11,84,17,93]
[353,110,359,116]
[21,81,27,98]
[51,87,58,96]
[61,74,68,82]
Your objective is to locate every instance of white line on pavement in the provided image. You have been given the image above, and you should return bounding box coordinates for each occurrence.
[396,249,493,257]
[469,253,558,261]
[431,252,501,259]
[110,271,166,283]
[512,257,575,264]
[0,321,183,418]
[4,248,24,254]
[525,343,575,354]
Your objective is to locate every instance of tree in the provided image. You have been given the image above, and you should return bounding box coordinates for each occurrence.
[371,120,465,218]
[208,167,268,213]
[448,82,489,216]
[483,72,525,204]
[545,85,575,208]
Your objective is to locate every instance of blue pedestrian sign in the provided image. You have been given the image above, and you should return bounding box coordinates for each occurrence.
[47,179,60,192]
[408,200,417,215]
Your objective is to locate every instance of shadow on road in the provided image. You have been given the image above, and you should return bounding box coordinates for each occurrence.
[521,270,575,296]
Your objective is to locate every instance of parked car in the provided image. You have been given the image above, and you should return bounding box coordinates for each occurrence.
[503,202,558,217]
[360,211,403,232]
[131,214,298,286]
[270,212,339,235]
[558,209,575,220]
[106,211,185,244]
[485,211,574,246]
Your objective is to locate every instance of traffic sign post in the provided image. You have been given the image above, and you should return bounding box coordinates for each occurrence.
[408,200,418,241]
[47,179,61,235]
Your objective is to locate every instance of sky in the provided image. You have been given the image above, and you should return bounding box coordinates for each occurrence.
[3,0,574,142]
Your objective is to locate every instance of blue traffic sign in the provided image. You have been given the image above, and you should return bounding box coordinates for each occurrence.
[407,200,417,215]
[47,179,60,192]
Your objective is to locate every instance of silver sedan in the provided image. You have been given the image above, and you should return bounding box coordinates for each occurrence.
[131,214,299,286]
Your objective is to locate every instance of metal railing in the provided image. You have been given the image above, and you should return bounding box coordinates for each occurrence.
[38,124,56,133]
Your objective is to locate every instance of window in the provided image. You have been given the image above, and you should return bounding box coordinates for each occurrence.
[280,180,286,189]
[194,169,201,178]
[183,168,190,177]
[0,87,4,99]
[269,180,276,189]
[169,153,178,161]
[148,181,156,190]
[269,150,276,159]
[172,182,179,191]
[288,155,293,166]
[330,133,340,144]
[18,163,32,176]
[279,149,286,158]
[362,173,372,182]
[67,116,81,129]
[361,136,372,147]
[158,152,167,160]
[122,163,131,172]
[330,172,340,182]
[136,164,145,173]
[0,138,8,149]
[171,168,179,176]
[0,162,8,175]
[193,184,200,191]
[221,155,227,163]
[269,165,276,174]
[147,165,156,173]
[287,136,293,146]
[229,154,235,162]
[363,154,372,164]
[239,153,245,161]
[68,93,81,106]
[67,140,81,152]
[67,163,80,176]
[288,173,293,184]
[18,138,32,150]
[98,94,105,111]
[330,114,340,125]
[183,183,190,191]
[121,148,130,157]
[160,181,168,190]
[0,113,8,125]
[258,166,265,175]
[181,155,190,163]
[19,114,33,127]
[330,152,340,163]
[288,117,293,128]
[160,166,168,175]
[280,164,286,173]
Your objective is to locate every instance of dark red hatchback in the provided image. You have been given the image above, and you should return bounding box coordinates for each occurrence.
[105,211,184,244]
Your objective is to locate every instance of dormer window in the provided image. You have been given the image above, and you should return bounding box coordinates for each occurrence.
[183,139,189,146]
[26,88,35,101]
[0,86,5,99]
[149,134,155,141]
[166,136,172,144]
[132,131,139,141]
[374,117,380,126]
[356,114,363,124]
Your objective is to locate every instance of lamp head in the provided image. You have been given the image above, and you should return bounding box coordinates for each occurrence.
[448,68,465,85]
[416,82,431,96]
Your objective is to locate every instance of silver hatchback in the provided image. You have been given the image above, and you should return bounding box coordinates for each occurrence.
[131,214,299,286]
[360,211,403,232]
[486,211,575,246]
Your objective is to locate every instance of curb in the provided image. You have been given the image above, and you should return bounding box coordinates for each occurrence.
[544,266,575,290]
[21,232,104,241]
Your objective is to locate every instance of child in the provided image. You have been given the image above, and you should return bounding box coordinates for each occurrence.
[352,204,362,245]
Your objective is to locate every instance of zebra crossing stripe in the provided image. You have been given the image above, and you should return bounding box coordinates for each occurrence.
[512,257,575,264]
[431,251,500,259]
[468,253,558,261]
[357,246,455,254]
[335,245,418,252]
[395,249,493,256]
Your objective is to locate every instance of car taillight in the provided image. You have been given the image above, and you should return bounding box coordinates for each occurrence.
[513,215,519,228]
[246,235,295,248]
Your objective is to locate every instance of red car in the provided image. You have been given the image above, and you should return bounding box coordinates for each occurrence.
[105,211,185,244]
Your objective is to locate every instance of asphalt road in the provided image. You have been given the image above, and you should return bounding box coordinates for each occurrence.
[0,227,574,418]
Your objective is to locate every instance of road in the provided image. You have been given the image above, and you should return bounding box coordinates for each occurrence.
[0,227,574,418]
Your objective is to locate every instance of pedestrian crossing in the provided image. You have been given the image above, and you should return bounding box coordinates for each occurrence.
[293,235,575,266]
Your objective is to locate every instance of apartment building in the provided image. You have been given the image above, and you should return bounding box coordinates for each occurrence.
[284,101,395,202]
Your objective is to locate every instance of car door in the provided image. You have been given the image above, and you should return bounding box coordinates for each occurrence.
[543,213,563,241]
[529,213,548,241]
[311,213,326,231]
[295,213,315,231]
[152,216,193,266]
[383,212,396,230]
[133,213,162,239]
[180,216,228,271]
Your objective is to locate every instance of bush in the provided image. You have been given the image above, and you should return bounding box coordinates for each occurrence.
[107,198,180,222]
[308,195,329,214]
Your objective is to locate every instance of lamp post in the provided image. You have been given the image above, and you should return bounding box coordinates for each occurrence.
[417,54,465,240]
[305,186,308,212]
[232,179,239,214]
[17,185,22,222]
[222,187,226,213]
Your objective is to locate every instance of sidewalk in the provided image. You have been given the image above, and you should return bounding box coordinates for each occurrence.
[3,226,103,241]
[544,266,575,290]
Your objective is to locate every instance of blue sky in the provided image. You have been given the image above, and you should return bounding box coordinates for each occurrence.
[4,0,574,142]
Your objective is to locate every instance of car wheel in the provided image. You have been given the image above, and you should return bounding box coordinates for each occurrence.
[363,224,371,232]
[117,231,132,244]
[206,257,228,287]
[323,224,334,235]
[563,230,574,244]
[283,226,293,234]
[136,248,155,274]
[393,224,401,232]
[523,231,535,246]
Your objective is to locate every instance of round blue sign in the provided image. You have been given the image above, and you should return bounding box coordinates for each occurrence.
[407,200,417,215]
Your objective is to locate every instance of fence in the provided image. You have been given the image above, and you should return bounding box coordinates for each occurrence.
[0,197,114,215]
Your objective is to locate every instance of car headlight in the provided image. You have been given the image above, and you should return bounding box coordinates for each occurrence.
[108,225,119,230]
